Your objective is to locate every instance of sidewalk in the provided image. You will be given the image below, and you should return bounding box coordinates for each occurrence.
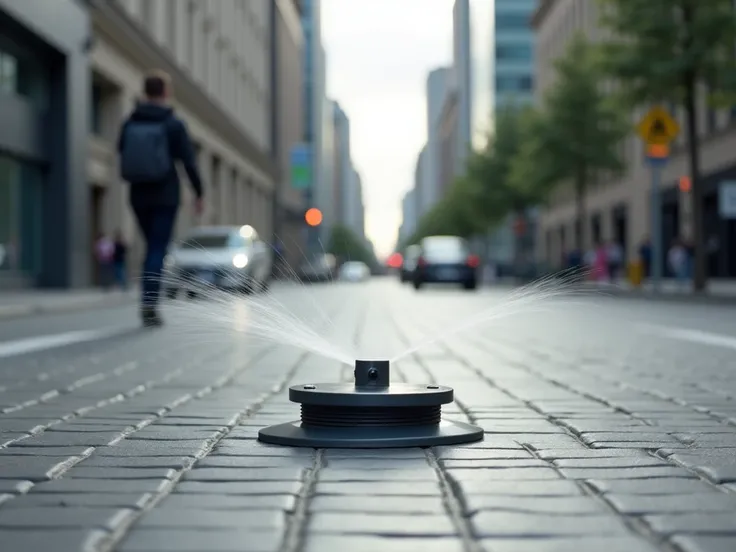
[0,288,135,320]
[583,278,736,304]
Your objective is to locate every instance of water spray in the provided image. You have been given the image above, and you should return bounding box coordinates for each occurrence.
[258,359,483,448]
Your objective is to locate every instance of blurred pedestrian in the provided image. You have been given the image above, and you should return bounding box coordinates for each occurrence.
[668,238,690,290]
[639,237,651,279]
[113,230,128,291]
[94,233,114,290]
[118,69,204,327]
[607,240,623,281]
[591,241,609,284]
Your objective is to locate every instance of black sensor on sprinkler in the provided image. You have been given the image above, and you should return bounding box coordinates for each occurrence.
[257,359,484,448]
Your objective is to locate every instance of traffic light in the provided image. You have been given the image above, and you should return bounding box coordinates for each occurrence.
[305,208,323,227]
[679,176,691,193]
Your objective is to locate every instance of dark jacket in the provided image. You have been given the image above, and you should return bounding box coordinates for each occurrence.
[118,102,203,209]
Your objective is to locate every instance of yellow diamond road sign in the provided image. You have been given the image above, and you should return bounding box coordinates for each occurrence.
[637,106,680,145]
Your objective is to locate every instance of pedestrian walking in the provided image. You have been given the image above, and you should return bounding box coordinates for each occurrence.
[606,240,623,281]
[94,233,114,290]
[118,70,204,327]
[113,230,128,291]
[668,238,690,290]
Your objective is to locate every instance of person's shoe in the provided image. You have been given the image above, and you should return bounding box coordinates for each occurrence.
[141,306,164,328]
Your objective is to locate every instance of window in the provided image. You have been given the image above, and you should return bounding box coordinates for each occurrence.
[0,52,18,95]
[495,13,532,30]
[91,83,103,135]
[495,75,533,92]
[495,44,533,61]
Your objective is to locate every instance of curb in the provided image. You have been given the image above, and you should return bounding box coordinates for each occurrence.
[0,294,134,321]
[596,288,736,307]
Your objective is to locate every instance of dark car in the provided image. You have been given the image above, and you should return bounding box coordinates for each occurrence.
[412,236,479,290]
[400,245,421,283]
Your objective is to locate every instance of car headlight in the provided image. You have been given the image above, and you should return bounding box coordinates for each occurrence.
[232,254,248,268]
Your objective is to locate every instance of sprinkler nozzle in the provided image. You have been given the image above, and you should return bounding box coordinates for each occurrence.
[354,359,390,387]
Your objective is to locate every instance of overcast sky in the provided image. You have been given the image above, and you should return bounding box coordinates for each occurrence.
[322,0,455,258]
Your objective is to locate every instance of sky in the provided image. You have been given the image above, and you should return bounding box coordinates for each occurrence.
[322,0,455,259]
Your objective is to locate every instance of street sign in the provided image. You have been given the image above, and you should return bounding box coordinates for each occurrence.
[290,144,311,190]
[719,181,736,218]
[636,106,680,145]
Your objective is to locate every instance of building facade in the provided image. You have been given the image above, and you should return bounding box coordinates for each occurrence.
[332,102,351,226]
[270,0,306,270]
[87,0,277,287]
[438,90,459,199]
[413,145,429,222]
[452,0,472,178]
[533,0,736,278]
[495,0,536,110]
[489,0,537,274]
[424,67,452,216]
[0,0,90,289]
[399,188,418,245]
[319,96,336,237]
[300,0,326,254]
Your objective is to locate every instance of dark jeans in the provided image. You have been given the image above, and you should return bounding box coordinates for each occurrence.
[114,261,127,290]
[132,205,177,308]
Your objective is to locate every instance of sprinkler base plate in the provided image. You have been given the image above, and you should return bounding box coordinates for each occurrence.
[257,418,483,448]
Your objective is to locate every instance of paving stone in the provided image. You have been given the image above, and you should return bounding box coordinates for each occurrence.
[0,506,133,529]
[303,536,465,552]
[31,479,168,494]
[7,493,152,509]
[669,535,736,552]
[0,446,93,457]
[449,468,562,481]
[94,442,207,457]
[463,495,609,515]
[480,536,664,552]
[536,449,651,460]
[644,513,736,536]
[308,513,456,536]
[322,458,431,469]
[459,480,584,496]
[309,495,446,514]
[0,456,75,481]
[80,456,192,469]
[117,528,282,551]
[173,481,301,495]
[432,449,534,460]
[603,493,736,515]
[471,512,628,537]
[11,432,122,447]
[183,467,304,482]
[196,456,312,468]
[324,448,427,458]
[64,467,177,480]
[587,478,716,495]
[161,494,296,511]
[441,459,549,468]
[317,469,436,482]
[0,528,108,551]
[0,479,34,493]
[314,481,441,496]
[553,456,670,468]
[136,509,285,529]
[558,466,695,480]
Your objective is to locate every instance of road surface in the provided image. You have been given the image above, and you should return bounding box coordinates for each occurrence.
[0,278,735,552]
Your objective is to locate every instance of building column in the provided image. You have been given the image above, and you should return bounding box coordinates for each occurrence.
[173,0,187,65]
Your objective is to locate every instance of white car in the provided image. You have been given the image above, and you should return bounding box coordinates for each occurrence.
[339,261,370,282]
[165,225,272,298]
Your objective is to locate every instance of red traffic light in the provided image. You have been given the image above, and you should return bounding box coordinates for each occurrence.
[305,208,323,227]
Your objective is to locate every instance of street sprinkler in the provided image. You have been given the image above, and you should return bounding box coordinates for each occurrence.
[257,360,484,448]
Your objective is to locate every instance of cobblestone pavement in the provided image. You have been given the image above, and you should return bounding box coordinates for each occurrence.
[1,280,736,552]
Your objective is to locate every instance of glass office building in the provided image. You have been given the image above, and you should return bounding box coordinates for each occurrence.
[494,0,536,110]
[0,0,90,288]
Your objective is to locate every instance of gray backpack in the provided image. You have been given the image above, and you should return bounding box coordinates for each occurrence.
[120,120,173,184]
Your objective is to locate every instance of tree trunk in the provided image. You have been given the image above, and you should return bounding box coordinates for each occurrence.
[684,82,705,291]
[682,7,705,291]
[513,209,526,282]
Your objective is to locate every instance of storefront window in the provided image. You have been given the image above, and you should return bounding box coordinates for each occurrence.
[0,42,49,108]
[0,156,43,276]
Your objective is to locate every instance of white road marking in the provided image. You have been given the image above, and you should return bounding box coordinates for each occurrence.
[0,329,125,359]
[637,323,736,350]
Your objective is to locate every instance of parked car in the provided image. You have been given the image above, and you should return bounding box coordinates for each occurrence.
[297,254,336,283]
[339,261,370,282]
[400,245,421,283]
[412,235,479,290]
[164,225,272,298]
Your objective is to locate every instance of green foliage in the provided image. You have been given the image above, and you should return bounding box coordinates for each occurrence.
[326,224,377,268]
[597,0,736,290]
[597,0,736,105]
[534,33,630,248]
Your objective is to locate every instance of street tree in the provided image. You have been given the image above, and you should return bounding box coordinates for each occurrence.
[535,33,629,251]
[597,0,736,290]
[327,224,377,269]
